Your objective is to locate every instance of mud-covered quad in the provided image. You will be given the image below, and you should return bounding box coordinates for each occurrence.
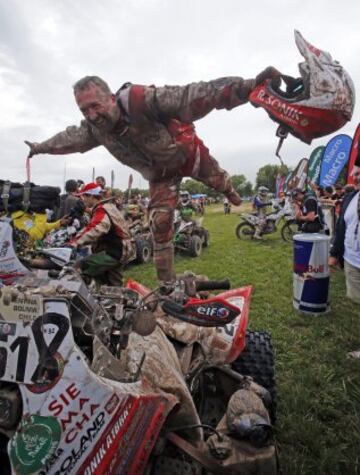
[128,218,153,264]
[173,209,210,257]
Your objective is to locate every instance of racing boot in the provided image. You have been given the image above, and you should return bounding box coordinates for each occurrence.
[253,228,263,240]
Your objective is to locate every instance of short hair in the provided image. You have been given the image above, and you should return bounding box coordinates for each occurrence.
[65,179,78,193]
[325,186,334,194]
[73,76,112,96]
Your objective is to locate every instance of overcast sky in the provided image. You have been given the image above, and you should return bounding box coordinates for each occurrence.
[0,0,359,191]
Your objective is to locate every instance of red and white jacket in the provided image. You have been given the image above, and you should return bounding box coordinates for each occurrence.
[71,200,135,262]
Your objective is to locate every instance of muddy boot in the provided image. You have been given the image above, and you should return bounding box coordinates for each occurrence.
[253,229,263,240]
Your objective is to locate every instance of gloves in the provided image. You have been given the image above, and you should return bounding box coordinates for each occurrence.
[255,66,282,87]
[24,141,39,158]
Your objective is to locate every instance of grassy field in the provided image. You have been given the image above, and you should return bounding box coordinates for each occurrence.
[124,204,360,475]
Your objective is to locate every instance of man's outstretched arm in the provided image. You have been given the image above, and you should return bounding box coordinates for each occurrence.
[122,67,281,124]
[25,120,99,157]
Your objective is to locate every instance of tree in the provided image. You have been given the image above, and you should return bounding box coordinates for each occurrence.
[231,174,253,196]
[180,179,208,195]
[255,164,289,192]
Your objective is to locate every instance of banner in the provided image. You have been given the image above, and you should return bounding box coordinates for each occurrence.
[275,174,282,197]
[307,146,324,190]
[347,124,360,185]
[320,134,352,187]
[287,158,308,191]
[283,171,293,193]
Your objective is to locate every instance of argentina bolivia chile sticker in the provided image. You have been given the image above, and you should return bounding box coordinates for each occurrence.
[320,134,352,187]
[9,414,61,474]
[307,146,325,190]
[347,124,360,185]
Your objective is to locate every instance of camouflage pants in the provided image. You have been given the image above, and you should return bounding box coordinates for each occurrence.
[79,252,123,286]
[149,137,235,282]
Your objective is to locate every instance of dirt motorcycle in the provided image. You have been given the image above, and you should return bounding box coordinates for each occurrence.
[173,209,210,257]
[0,222,277,474]
[236,200,296,242]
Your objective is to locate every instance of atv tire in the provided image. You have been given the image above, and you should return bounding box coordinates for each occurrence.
[203,230,210,248]
[232,330,277,421]
[135,238,152,264]
[236,222,255,239]
[189,235,202,257]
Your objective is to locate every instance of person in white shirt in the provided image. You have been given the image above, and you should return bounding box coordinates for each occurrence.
[329,150,360,304]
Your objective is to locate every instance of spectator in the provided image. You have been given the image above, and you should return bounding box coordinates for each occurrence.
[57,179,81,219]
[77,179,85,191]
[329,153,360,304]
[292,188,324,233]
[70,182,135,286]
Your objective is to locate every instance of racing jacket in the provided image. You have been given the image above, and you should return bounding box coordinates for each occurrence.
[33,77,255,182]
[71,200,135,263]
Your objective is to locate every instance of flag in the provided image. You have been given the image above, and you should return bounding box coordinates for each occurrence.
[320,134,352,187]
[307,146,325,190]
[347,124,360,185]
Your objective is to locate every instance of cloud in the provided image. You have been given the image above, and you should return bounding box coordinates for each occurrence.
[0,0,359,190]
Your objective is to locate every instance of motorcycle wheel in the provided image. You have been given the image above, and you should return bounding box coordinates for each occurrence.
[189,235,202,257]
[232,330,277,421]
[235,222,255,239]
[281,220,298,243]
[135,238,152,263]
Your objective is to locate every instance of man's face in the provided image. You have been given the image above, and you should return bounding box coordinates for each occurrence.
[75,84,120,132]
[96,177,105,188]
[352,166,360,190]
[81,194,97,208]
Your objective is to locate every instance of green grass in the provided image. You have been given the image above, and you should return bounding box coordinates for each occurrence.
[124,204,360,475]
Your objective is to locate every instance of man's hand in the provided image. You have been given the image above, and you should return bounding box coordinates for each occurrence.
[255,66,282,87]
[60,215,72,226]
[329,256,339,271]
[24,140,39,158]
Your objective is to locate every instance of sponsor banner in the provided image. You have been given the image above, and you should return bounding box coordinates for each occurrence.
[320,134,352,187]
[287,158,308,190]
[283,171,293,193]
[347,124,360,185]
[275,174,286,198]
[307,146,325,190]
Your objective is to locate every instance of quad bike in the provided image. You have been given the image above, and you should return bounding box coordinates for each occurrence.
[128,218,153,265]
[0,221,277,474]
[236,200,296,242]
[173,209,210,258]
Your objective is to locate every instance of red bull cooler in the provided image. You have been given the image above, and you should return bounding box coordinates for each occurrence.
[293,234,330,314]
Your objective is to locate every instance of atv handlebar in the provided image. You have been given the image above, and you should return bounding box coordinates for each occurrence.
[195,279,231,292]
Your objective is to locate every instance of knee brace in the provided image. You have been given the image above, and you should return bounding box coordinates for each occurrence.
[149,207,174,243]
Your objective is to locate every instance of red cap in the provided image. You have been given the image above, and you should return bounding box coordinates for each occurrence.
[78,182,103,196]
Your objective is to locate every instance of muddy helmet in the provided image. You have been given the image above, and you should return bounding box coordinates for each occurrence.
[258,186,269,197]
[180,190,191,206]
[250,30,355,145]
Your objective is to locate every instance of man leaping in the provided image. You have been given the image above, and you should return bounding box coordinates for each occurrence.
[25,68,281,282]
